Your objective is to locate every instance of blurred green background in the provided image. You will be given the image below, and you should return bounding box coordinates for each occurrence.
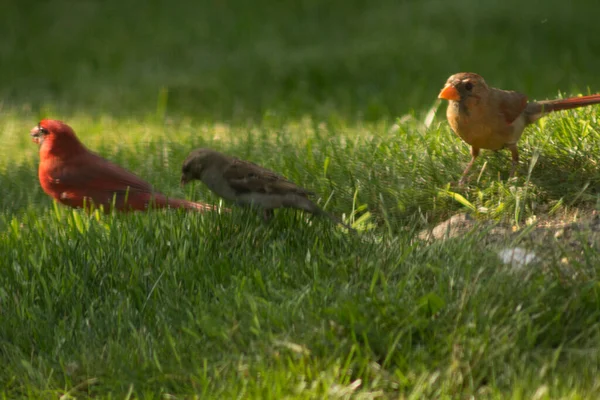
[3,0,599,121]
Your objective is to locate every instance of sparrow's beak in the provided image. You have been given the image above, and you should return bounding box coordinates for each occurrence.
[180,175,189,187]
[438,84,461,101]
[30,126,42,144]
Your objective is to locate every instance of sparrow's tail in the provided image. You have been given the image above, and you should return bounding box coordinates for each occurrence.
[284,195,356,233]
[323,211,356,233]
[310,205,356,233]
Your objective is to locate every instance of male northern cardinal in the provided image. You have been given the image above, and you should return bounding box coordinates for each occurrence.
[180,148,355,231]
[31,119,218,213]
[438,72,600,184]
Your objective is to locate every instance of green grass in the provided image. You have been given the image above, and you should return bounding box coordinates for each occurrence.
[1,0,600,398]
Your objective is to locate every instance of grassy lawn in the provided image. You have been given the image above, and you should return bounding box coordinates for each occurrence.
[2,0,600,398]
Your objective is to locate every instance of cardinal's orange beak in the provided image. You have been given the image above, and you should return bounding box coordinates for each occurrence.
[438,85,461,101]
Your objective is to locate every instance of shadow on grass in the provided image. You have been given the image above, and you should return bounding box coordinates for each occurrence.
[526,153,600,205]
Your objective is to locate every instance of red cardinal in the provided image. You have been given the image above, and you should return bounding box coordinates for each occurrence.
[31,119,217,213]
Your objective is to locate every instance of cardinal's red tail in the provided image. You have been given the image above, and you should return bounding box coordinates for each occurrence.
[541,94,600,112]
[145,193,223,212]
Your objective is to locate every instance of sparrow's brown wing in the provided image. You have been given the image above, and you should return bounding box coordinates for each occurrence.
[493,88,528,124]
[223,158,312,196]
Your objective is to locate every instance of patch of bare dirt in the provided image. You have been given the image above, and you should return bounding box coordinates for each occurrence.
[418,209,600,268]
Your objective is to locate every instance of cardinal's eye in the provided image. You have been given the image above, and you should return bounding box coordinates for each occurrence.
[38,126,48,134]
[464,82,474,91]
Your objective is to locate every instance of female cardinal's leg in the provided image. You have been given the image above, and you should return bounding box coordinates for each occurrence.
[507,144,519,178]
[458,147,480,185]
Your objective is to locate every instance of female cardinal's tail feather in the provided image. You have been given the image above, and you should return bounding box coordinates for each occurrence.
[540,94,600,112]
[526,94,600,123]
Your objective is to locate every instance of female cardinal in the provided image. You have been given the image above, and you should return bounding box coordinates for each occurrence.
[31,119,217,213]
[180,148,354,231]
[438,72,600,184]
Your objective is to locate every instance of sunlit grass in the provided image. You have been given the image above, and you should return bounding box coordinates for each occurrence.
[1,0,600,398]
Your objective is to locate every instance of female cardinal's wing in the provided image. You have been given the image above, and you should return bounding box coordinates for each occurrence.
[494,89,528,124]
